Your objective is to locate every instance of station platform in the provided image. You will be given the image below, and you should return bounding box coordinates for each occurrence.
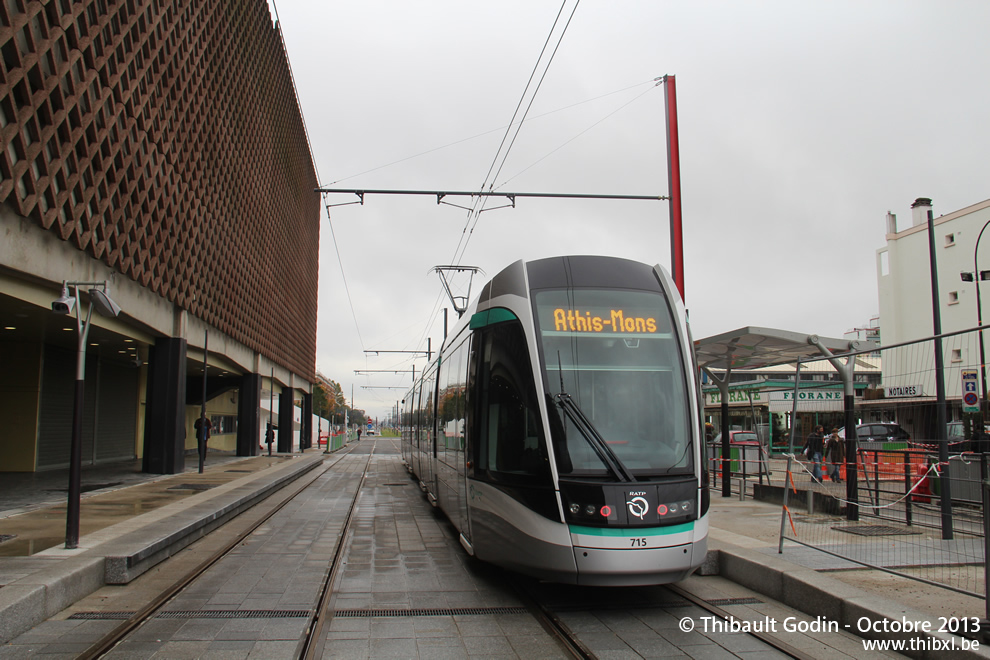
[0,443,987,657]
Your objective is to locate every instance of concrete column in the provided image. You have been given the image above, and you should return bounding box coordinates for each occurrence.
[301,392,312,450]
[142,337,187,474]
[278,388,294,453]
[237,373,262,456]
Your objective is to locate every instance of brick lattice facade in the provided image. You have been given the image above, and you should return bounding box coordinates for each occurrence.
[0,0,319,379]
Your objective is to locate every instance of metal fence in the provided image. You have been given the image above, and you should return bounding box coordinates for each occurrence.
[708,327,990,610]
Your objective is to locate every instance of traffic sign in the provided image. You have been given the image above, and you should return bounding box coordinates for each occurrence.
[962,370,980,413]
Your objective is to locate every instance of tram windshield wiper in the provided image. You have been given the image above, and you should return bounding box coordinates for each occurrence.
[553,391,635,483]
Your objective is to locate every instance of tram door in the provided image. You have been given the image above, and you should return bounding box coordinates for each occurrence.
[420,366,438,494]
[459,330,484,545]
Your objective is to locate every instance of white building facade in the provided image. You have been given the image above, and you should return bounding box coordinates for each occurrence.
[876,196,990,432]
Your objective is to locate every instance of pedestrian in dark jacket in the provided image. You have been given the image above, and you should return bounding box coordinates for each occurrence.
[805,425,825,482]
[826,428,845,483]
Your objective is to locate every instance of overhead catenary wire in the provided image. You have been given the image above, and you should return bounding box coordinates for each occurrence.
[323,197,366,352]
[399,0,583,364]
[494,83,660,191]
[449,0,582,269]
[318,77,662,187]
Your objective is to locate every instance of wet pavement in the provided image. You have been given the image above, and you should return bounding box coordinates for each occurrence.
[1,441,867,659]
[0,452,286,557]
[0,442,988,657]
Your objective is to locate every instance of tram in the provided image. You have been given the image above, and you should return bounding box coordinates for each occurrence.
[401,255,709,586]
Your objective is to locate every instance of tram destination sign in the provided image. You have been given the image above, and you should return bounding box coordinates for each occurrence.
[549,307,659,334]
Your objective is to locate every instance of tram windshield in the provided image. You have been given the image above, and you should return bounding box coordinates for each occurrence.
[534,288,693,478]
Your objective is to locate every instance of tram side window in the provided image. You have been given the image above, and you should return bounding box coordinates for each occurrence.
[478,322,551,485]
[413,380,423,449]
[438,339,468,467]
[423,370,436,453]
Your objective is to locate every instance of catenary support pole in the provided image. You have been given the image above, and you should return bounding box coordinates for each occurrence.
[779,362,803,553]
[809,335,861,521]
[663,74,685,301]
[927,207,953,539]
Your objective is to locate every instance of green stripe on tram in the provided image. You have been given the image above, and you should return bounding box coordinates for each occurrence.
[470,308,518,329]
[569,521,695,537]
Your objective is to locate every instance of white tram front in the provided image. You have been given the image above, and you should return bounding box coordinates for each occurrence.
[402,255,709,586]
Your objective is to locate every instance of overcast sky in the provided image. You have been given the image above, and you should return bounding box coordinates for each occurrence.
[272,1,990,420]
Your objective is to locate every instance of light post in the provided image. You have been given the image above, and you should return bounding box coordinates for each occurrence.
[51,281,122,549]
[962,218,990,423]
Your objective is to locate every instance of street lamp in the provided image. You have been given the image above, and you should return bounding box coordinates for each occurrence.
[962,216,990,426]
[52,280,122,549]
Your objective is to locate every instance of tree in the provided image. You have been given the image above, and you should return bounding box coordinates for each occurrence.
[314,373,348,428]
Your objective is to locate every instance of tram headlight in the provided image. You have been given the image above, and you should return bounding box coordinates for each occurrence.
[584,504,597,516]
[569,503,581,515]
[657,498,695,517]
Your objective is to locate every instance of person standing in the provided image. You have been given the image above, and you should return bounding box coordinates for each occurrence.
[826,428,845,483]
[805,425,825,482]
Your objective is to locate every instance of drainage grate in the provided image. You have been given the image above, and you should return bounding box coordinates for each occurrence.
[158,610,308,619]
[335,606,528,618]
[167,483,219,491]
[51,482,123,494]
[833,525,922,537]
[551,599,690,612]
[72,610,309,620]
[225,469,253,473]
[706,597,764,606]
[382,483,409,486]
[0,534,16,544]
[70,612,136,620]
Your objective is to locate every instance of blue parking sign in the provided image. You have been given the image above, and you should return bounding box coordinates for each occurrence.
[962,370,980,413]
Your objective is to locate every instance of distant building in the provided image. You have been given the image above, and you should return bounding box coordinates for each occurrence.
[702,357,882,448]
[876,197,990,432]
[0,1,319,472]
[844,316,880,353]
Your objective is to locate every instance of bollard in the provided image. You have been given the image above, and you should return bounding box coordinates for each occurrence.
[904,459,913,527]
[981,453,989,639]
[808,489,815,515]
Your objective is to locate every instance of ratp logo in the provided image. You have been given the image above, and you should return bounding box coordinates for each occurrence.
[627,495,649,520]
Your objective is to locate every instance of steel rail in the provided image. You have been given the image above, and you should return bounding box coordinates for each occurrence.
[78,458,338,659]
[507,577,597,659]
[665,583,814,660]
[299,442,378,659]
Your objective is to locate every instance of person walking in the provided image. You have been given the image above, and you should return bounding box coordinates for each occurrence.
[805,425,825,483]
[826,428,845,483]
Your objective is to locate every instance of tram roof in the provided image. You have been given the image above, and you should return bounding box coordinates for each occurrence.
[694,326,877,372]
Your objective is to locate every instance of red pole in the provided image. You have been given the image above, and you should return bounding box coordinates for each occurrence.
[664,75,685,301]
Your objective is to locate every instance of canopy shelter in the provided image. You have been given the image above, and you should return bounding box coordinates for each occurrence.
[694,327,877,519]
[695,326,864,372]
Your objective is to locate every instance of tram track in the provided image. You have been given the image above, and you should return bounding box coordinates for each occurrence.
[510,573,816,659]
[73,445,375,659]
[299,443,376,659]
[65,442,823,659]
[665,583,814,660]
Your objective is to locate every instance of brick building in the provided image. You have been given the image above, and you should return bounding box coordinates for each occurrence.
[0,0,320,472]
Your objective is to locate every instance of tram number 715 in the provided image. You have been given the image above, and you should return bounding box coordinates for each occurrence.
[630,537,648,547]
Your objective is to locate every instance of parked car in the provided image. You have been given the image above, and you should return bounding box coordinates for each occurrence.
[946,421,990,451]
[837,423,910,443]
[711,430,760,445]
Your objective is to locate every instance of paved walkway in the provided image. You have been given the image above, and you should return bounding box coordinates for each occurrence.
[0,441,988,657]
